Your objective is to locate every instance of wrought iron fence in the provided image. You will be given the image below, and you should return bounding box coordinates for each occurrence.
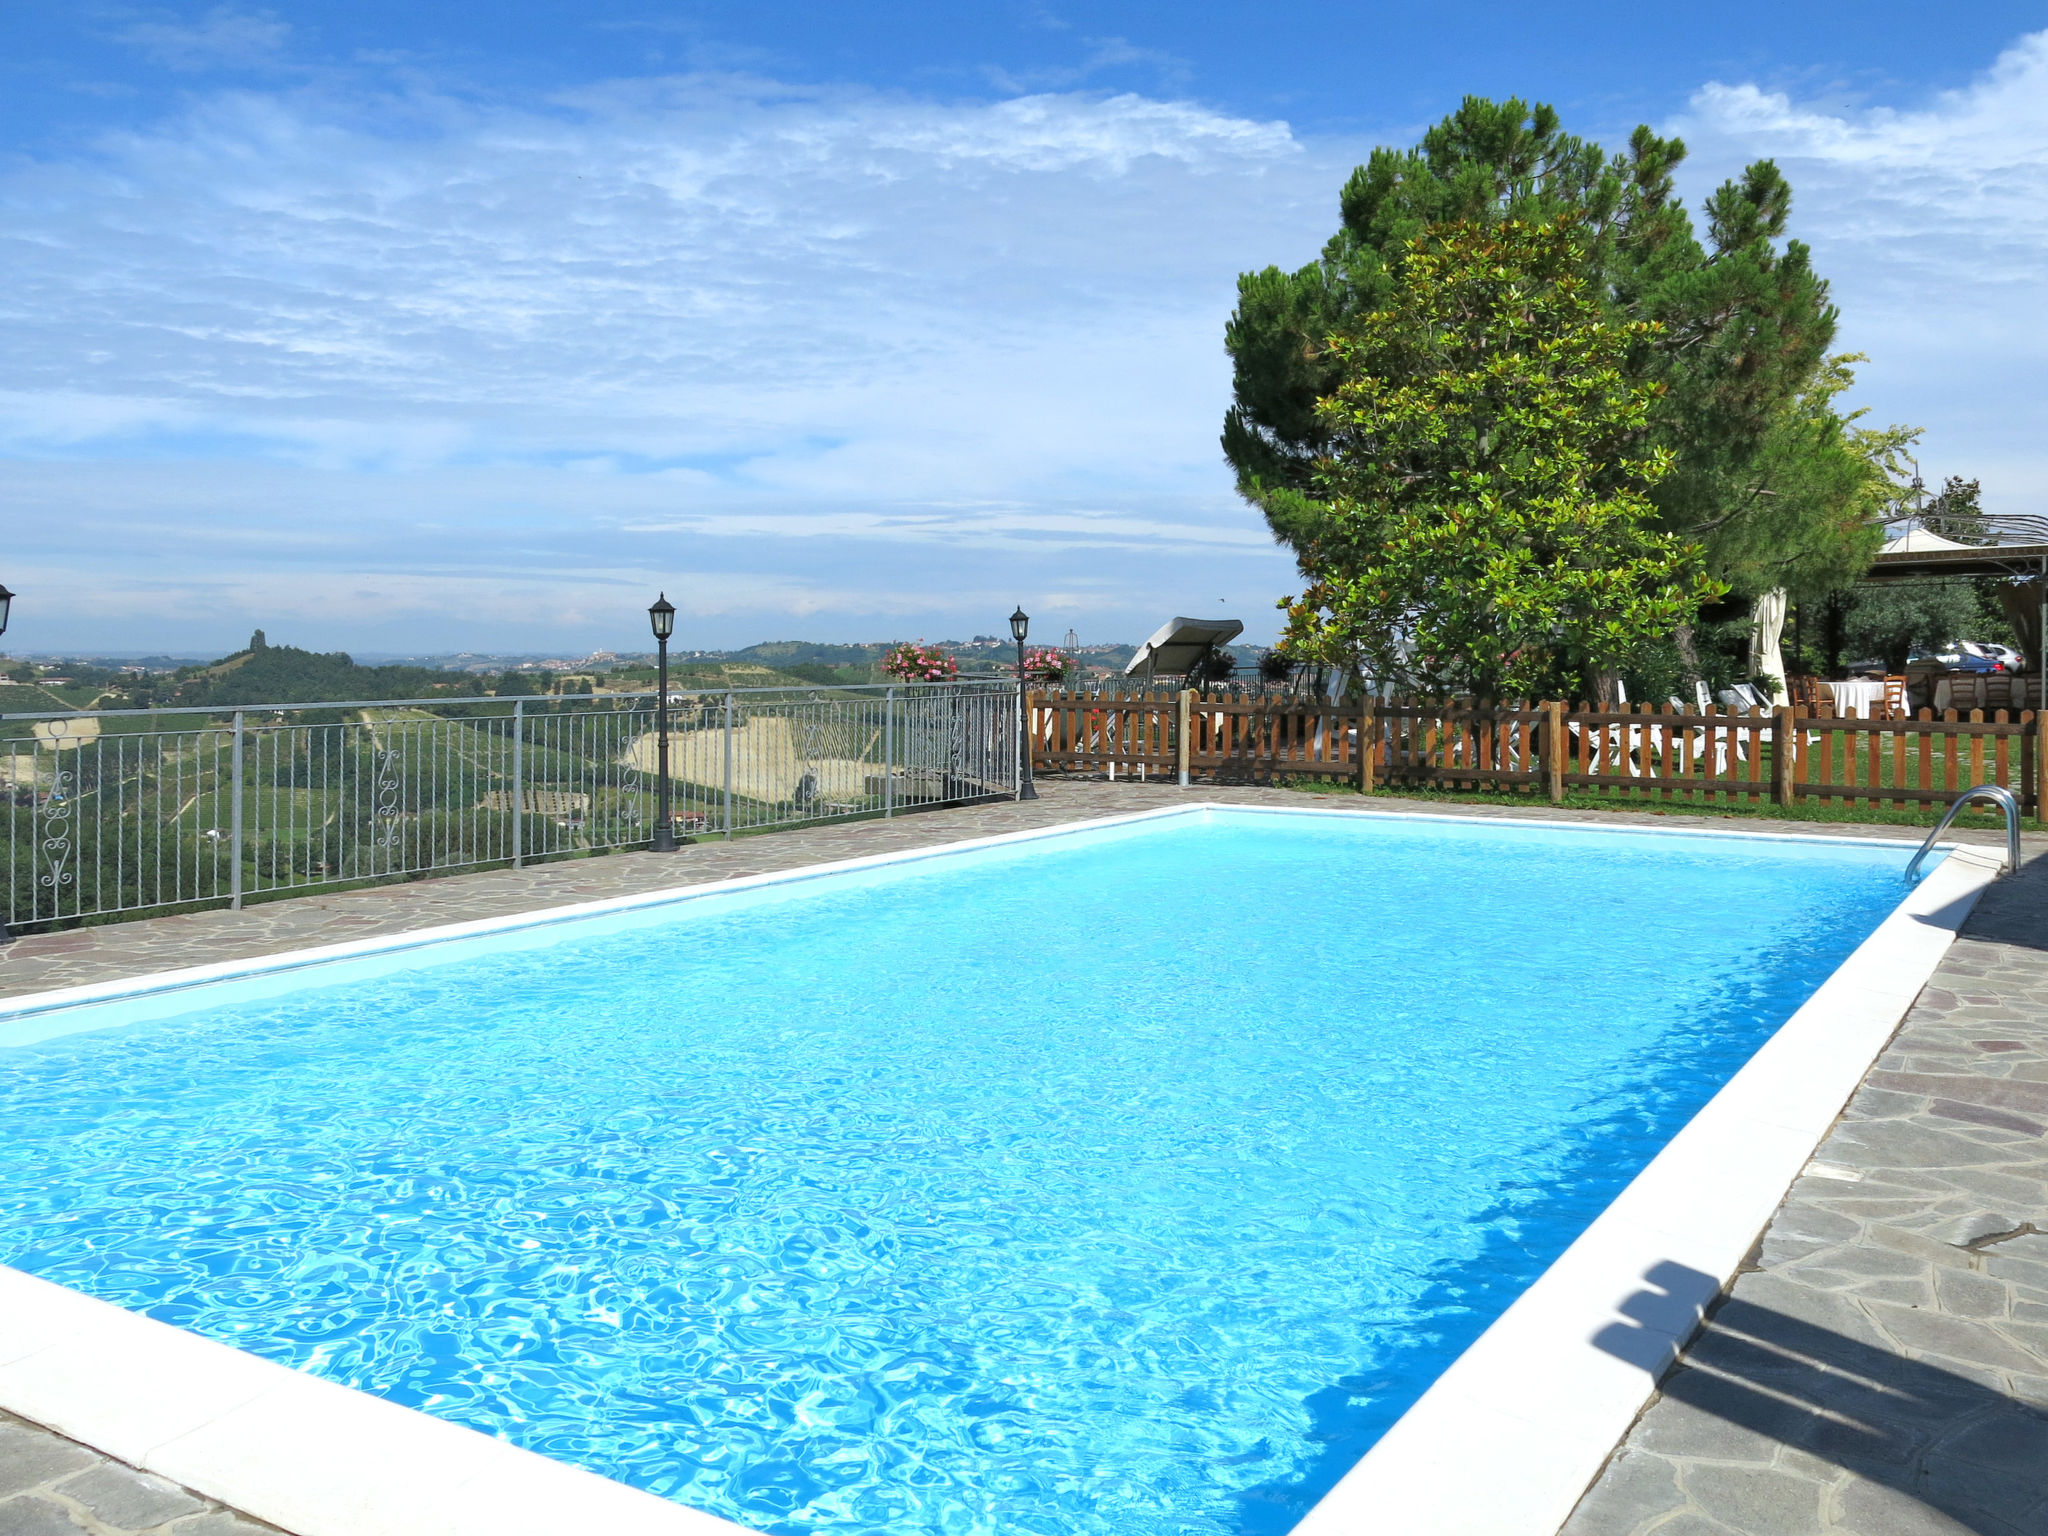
[3,681,1018,931]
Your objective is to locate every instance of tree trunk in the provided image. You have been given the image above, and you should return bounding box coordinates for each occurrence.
[1674,622,1704,691]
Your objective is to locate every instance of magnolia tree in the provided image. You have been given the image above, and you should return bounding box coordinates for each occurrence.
[881,641,959,682]
[1281,216,1723,702]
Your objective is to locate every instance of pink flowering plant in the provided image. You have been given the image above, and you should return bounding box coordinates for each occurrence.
[1022,647,1072,684]
[882,640,959,682]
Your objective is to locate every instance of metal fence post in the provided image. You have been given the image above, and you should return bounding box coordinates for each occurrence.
[510,699,525,868]
[1177,688,1192,787]
[229,710,245,910]
[884,686,896,817]
[723,691,735,838]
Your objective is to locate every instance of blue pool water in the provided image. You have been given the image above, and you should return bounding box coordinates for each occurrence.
[0,810,1918,1535]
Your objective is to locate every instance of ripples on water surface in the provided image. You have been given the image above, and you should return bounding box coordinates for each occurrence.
[0,811,1915,1534]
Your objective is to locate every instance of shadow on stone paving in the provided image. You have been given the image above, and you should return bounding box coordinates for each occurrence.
[1950,848,2048,955]
[1597,1261,2048,1536]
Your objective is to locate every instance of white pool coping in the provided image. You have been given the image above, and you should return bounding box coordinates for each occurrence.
[0,803,2003,1536]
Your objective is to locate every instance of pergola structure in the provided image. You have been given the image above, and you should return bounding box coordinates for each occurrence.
[1857,512,2048,683]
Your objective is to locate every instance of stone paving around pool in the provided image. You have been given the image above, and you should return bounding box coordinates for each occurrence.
[1561,850,2048,1536]
[0,1411,279,1536]
[2,780,2044,1536]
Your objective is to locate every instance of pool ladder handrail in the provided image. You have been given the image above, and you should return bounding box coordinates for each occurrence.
[1904,783,2022,884]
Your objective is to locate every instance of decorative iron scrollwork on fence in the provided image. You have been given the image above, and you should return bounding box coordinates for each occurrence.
[618,705,644,829]
[371,743,406,854]
[38,763,76,907]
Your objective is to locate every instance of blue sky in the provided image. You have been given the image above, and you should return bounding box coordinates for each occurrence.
[4,4,2047,656]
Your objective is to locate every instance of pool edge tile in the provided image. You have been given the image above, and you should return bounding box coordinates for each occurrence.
[0,1270,282,1469]
[145,1367,751,1536]
[0,1264,755,1536]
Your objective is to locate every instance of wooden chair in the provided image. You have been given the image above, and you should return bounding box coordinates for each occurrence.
[1943,673,1985,714]
[1882,675,1907,719]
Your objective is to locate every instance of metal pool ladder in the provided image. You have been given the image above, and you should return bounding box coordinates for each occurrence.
[1904,783,2022,883]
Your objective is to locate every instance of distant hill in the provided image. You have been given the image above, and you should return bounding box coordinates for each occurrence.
[165,636,477,707]
[731,641,888,670]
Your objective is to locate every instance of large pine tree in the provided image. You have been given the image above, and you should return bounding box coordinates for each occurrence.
[1224,98,1881,616]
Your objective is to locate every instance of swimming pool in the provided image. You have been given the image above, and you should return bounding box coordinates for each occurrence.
[0,807,1946,1535]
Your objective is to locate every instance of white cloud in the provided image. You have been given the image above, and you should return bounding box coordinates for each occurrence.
[112,6,292,72]
[0,73,1337,651]
[14,36,2048,658]
[1674,29,2048,508]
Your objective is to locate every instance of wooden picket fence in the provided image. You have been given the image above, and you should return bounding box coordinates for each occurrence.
[1027,691,2048,816]
[1032,690,1369,783]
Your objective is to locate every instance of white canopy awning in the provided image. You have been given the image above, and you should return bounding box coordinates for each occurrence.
[1880,525,1972,554]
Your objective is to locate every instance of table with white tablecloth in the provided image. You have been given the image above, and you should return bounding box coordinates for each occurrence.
[1824,679,1888,716]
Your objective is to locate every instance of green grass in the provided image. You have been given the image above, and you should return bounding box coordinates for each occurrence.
[1276,775,2043,832]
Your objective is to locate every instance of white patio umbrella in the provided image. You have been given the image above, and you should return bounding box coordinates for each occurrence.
[1750,587,1789,703]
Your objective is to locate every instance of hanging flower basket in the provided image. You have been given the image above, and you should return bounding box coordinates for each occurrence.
[882,641,960,683]
[1022,647,1072,685]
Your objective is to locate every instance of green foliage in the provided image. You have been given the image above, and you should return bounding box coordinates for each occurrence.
[735,641,887,669]
[1704,354,1899,600]
[1281,218,1721,700]
[1924,475,1988,543]
[1226,96,1876,607]
[1843,584,1978,671]
[1620,608,1755,703]
[777,662,876,686]
[1185,647,1236,688]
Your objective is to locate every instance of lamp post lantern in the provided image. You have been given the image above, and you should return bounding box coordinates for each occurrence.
[1010,604,1037,801]
[648,593,679,852]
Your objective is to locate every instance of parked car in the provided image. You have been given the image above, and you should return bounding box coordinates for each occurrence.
[1910,644,2007,673]
[1970,642,2025,671]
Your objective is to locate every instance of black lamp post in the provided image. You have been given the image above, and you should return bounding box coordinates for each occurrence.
[1010,604,1038,801]
[648,593,678,851]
